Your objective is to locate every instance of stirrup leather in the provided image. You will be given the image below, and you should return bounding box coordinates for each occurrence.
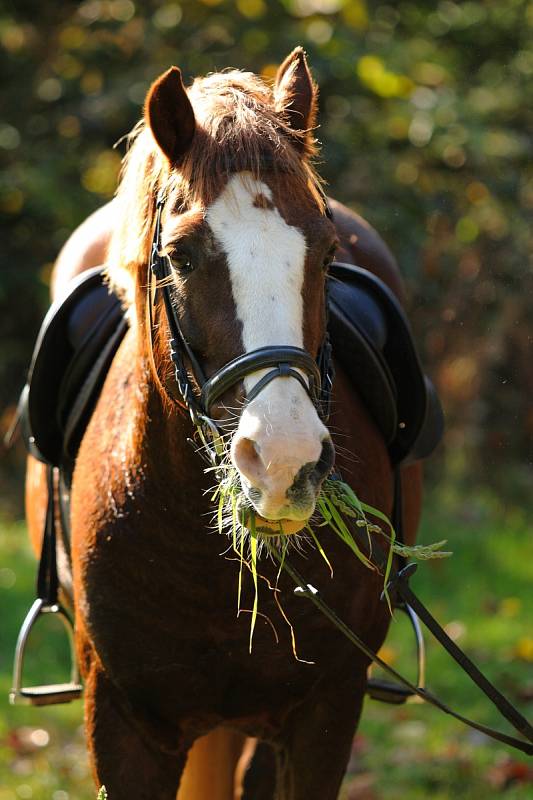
[366,602,426,705]
[10,597,83,706]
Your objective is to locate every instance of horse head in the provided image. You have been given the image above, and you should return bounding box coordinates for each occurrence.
[107,49,338,536]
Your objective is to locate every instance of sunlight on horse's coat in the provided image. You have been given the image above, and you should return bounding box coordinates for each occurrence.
[206,172,329,524]
[28,51,424,799]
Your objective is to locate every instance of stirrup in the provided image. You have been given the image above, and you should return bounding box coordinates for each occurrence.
[366,602,426,705]
[10,598,83,706]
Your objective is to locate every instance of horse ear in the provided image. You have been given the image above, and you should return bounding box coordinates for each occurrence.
[145,66,195,164]
[274,47,318,144]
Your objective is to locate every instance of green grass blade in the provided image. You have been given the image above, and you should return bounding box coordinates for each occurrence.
[237,510,245,614]
[306,525,334,577]
[359,500,394,533]
[325,498,374,569]
[231,492,238,553]
[249,517,258,653]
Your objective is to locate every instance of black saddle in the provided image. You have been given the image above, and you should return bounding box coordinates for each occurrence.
[20,267,127,468]
[21,263,443,469]
[328,262,443,464]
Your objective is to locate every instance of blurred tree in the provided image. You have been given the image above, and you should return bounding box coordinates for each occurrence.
[1,0,531,505]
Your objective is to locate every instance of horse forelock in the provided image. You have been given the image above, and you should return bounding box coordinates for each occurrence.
[105,68,325,307]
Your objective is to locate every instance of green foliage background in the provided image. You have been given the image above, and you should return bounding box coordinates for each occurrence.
[0,2,532,796]
[2,0,533,505]
[1,0,533,501]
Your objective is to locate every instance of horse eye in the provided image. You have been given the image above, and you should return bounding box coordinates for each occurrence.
[169,254,195,274]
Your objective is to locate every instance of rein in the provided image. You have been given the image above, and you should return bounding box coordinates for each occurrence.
[267,545,533,756]
[148,192,333,463]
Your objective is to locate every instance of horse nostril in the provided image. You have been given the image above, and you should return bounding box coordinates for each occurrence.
[310,438,335,486]
[231,436,263,485]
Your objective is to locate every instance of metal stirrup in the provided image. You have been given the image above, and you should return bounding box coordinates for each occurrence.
[10,466,82,706]
[366,601,426,705]
[10,598,82,706]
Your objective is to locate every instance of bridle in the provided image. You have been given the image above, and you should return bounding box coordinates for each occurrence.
[148,190,334,462]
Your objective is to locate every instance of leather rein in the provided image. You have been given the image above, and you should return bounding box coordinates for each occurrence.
[146,190,533,756]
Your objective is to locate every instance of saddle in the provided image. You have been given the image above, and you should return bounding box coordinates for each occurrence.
[21,267,127,469]
[328,262,443,464]
[20,263,443,470]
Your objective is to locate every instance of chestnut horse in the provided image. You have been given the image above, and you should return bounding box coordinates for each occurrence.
[26,49,422,799]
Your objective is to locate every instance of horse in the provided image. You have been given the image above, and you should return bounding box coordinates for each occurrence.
[25,48,422,799]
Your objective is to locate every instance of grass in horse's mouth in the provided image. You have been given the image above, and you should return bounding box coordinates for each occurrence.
[209,463,451,655]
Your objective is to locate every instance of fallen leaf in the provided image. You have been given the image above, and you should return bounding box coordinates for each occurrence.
[500,597,521,617]
[513,637,533,662]
[487,757,533,790]
[376,644,397,665]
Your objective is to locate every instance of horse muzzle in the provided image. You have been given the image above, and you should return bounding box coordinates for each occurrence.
[231,398,335,533]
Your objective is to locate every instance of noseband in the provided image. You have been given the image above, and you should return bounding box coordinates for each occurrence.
[148,192,334,463]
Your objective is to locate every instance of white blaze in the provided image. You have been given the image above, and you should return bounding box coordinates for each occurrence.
[206,173,306,386]
[206,173,327,518]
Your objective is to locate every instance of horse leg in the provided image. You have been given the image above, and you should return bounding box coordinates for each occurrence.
[239,740,278,800]
[242,673,366,800]
[25,455,48,557]
[177,728,247,800]
[84,663,186,800]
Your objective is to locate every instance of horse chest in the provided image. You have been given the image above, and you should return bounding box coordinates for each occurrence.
[78,491,382,723]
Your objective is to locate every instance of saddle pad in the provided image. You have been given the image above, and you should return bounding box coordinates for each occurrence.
[21,263,443,469]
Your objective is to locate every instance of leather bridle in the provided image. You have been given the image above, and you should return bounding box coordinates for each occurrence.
[148,190,334,462]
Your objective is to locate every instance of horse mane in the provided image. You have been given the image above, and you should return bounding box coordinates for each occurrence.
[105,69,325,306]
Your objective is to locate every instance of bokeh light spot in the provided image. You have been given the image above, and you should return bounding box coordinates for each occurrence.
[0,567,16,588]
[57,115,81,138]
[0,124,21,150]
[36,78,62,102]
[153,4,182,29]
[236,0,266,19]
[306,18,333,44]
[110,0,135,21]
[0,189,24,214]
[81,70,103,95]
[455,216,479,243]
[81,150,121,196]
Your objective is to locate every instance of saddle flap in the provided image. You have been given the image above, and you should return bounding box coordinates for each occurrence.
[23,267,126,466]
[328,279,398,445]
[327,262,443,464]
